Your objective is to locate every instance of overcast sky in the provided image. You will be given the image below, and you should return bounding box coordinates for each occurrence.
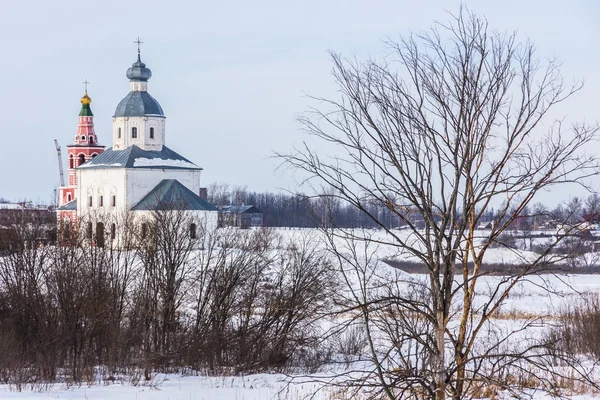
[0,0,598,204]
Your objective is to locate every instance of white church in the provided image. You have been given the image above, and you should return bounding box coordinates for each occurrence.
[56,47,218,245]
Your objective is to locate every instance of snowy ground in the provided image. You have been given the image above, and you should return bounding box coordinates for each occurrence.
[0,373,333,400]
[4,228,600,399]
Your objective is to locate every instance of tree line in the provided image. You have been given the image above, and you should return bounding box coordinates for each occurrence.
[207,182,600,231]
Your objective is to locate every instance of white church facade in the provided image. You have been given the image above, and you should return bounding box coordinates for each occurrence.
[57,48,218,245]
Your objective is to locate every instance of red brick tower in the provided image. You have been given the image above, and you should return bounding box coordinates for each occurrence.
[57,89,105,207]
[57,89,105,242]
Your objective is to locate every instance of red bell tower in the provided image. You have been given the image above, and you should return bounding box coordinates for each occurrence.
[57,87,105,207]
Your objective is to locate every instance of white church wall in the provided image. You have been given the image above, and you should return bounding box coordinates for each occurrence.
[113,116,165,151]
[76,168,127,217]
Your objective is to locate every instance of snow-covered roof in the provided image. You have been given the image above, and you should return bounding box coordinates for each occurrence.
[220,205,262,214]
[57,199,77,211]
[78,145,202,170]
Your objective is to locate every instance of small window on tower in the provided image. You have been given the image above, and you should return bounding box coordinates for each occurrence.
[81,135,86,141]
[118,128,122,138]
[88,196,93,207]
[67,193,72,202]
[79,154,86,166]
[111,195,116,207]
[150,127,155,139]
[132,127,138,138]
[69,156,74,169]
[99,195,104,207]
[110,223,116,240]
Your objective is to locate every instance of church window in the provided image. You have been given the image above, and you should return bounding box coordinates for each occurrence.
[63,221,71,241]
[111,195,116,207]
[96,222,105,248]
[99,195,104,207]
[132,127,138,138]
[81,135,86,141]
[110,223,116,240]
[118,128,122,138]
[190,223,197,239]
[69,155,74,169]
[86,222,93,239]
[88,196,93,207]
[141,223,148,239]
[150,127,155,139]
[90,137,94,144]
[67,193,72,202]
[79,154,86,166]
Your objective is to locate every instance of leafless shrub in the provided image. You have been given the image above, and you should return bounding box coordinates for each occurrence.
[550,293,600,360]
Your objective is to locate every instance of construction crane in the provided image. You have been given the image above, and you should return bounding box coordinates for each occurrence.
[54,139,65,187]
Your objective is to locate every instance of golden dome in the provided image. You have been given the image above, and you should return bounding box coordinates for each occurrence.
[81,92,92,106]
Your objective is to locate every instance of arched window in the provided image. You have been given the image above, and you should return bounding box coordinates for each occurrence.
[81,135,86,141]
[118,127,122,138]
[90,137,94,144]
[96,222,105,248]
[141,223,148,239]
[86,222,93,239]
[63,219,71,241]
[79,154,86,166]
[150,127,155,139]
[67,193,72,202]
[69,155,74,169]
[132,127,138,138]
[110,223,116,240]
[189,223,197,239]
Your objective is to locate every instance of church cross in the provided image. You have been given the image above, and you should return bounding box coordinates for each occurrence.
[134,37,143,55]
[83,79,90,93]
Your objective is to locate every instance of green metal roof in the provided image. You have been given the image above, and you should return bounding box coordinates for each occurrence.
[79,104,93,117]
[131,179,218,211]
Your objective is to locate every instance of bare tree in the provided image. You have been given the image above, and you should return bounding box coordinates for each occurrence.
[282,7,600,399]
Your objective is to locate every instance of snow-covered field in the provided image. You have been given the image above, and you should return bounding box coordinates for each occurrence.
[3,228,600,399]
[0,373,329,400]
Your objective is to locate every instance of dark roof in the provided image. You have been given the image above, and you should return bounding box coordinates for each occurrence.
[114,91,164,117]
[132,179,218,211]
[57,199,77,211]
[220,205,262,214]
[78,145,201,170]
[126,54,152,82]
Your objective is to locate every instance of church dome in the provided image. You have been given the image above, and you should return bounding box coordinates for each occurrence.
[114,91,164,117]
[126,55,152,82]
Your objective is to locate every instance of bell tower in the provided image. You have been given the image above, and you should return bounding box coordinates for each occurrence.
[58,86,105,206]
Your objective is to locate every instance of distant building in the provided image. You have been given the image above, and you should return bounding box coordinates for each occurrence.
[55,48,218,246]
[219,205,263,229]
[0,203,56,250]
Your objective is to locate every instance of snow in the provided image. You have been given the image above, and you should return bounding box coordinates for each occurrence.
[0,373,331,400]
[4,228,600,399]
[78,163,122,168]
[133,158,198,168]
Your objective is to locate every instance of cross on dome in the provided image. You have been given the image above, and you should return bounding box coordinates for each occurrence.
[81,79,92,107]
[134,37,143,55]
